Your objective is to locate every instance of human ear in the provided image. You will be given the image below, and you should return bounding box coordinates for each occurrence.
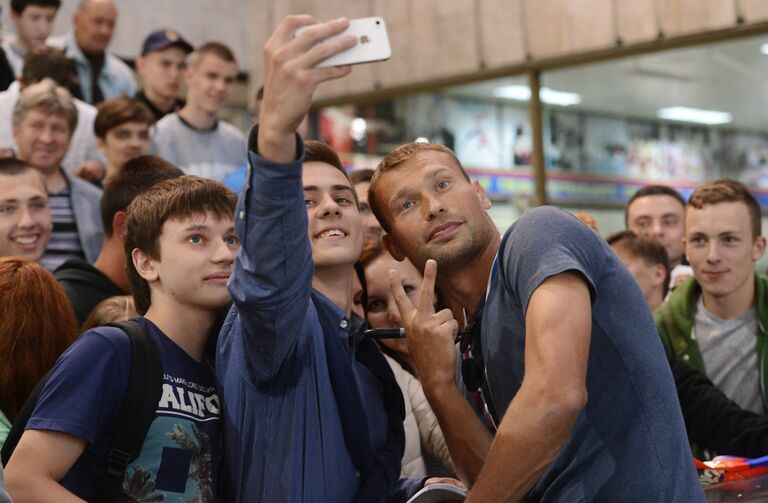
[472,180,492,210]
[132,248,159,282]
[383,233,405,262]
[112,211,127,240]
[753,236,767,262]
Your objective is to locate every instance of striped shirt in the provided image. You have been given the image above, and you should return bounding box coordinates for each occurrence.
[40,187,85,272]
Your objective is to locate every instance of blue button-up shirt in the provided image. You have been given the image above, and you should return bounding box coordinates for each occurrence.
[216,133,420,502]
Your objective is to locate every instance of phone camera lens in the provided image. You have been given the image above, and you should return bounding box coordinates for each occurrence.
[376,20,380,25]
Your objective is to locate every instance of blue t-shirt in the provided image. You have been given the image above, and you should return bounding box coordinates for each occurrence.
[27,317,220,502]
[481,207,703,502]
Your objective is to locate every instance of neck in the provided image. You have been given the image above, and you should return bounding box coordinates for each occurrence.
[143,298,215,362]
[648,289,664,312]
[41,166,67,192]
[144,87,176,113]
[671,256,683,269]
[93,237,129,292]
[10,36,29,55]
[313,265,354,317]
[436,231,502,325]
[701,274,756,320]
[179,103,218,130]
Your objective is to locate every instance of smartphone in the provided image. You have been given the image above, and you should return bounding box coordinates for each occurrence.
[295,16,392,68]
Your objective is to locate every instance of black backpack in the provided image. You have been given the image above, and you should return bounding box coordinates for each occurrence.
[1,320,163,502]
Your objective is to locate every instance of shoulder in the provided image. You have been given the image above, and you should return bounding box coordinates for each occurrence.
[74,99,96,119]
[66,172,102,199]
[502,206,602,258]
[153,113,181,133]
[218,121,246,141]
[106,53,134,78]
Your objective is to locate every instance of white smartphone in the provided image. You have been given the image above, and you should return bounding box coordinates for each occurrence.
[295,16,392,67]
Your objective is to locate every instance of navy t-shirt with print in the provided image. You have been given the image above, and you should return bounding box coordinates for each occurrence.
[27,317,220,502]
[481,207,703,502]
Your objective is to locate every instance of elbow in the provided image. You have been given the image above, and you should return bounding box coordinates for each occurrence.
[5,464,36,501]
[532,382,588,424]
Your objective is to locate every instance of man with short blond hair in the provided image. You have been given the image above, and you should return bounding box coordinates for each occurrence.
[656,179,768,414]
[151,42,245,181]
[13,78,103,270]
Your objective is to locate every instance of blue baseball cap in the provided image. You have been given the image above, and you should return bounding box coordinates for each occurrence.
[141,29,194,56]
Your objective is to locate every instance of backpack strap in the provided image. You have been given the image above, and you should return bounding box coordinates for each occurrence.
[92,320,163,503]
[0,369,53,465]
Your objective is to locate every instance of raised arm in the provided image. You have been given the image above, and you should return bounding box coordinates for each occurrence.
[226,16,356,381]
[466,271,590,502]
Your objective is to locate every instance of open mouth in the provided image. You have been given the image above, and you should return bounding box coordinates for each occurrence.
[316,228,348,239]
[11,234,41,249]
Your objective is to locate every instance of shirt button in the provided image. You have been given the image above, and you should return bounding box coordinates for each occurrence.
[682,355,690,361]
[355,470,360,478]
[239,210,245,220]
[340,319,349,329]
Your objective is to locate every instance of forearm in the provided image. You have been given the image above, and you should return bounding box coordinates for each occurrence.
[423,384,493,485]
[466,384,584,502]
[5,475,85,503]
[227,128,312,379]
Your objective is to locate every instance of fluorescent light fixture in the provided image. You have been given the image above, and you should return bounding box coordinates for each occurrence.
[657,106,732,125]
[761,43,768,55]
[414,137,430,143]
[350,118,367,141]
[493,85,581,106]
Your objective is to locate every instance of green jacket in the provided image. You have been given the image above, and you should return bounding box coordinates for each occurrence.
[654,274,768,407]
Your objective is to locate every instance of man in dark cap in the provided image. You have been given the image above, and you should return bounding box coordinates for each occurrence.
[135,29,193,121]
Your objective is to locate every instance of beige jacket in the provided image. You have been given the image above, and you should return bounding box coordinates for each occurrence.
[385,355,453,478]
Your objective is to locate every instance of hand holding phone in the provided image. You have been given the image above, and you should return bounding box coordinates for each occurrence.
[295,17,391,67]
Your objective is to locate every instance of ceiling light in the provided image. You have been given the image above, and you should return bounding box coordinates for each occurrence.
[350,118,367,141]
[657,106,732,125]
[761,43,768,55]
[493,85,581,106]
[414,137,430,143]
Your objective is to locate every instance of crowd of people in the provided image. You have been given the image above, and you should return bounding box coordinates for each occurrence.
[0,3,767,502]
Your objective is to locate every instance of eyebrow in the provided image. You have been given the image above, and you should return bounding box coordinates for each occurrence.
[303,185,355,193]
[389,166,453,207]
[0,195,47,204]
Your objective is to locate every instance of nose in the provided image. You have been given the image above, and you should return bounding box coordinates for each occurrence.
[423,192,445,221]
[651,221,664,238]
[386,291,402,327]
[706,241,721,263]
[317,193,342,217]
[39,126,54,143]
[212,238,237,264]
[17,206,35,228]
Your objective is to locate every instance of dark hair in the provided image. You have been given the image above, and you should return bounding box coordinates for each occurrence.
[0,257,77,422]
[370,142,468,233]
[0,156,34,177]
[94,97,155,139]
[100,155,184,237]
[607,230,671,298]
[124,176,237,314]
[625,185,686,226]
[10,0,60,15]
[349,168,374,186]
[21,47,75,88]
[688,179,762,239]
[189,41,237,68]
[304,140,357,205]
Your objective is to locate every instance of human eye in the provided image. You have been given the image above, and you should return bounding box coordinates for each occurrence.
[31,200,47,211]
[688,235,706,245]
[723,235,740,245]
[188,234,203,244]
[0,204,15,214]
[367,299,385,312]
[436,179,450,190]
[400,200,415,212]
[403,284,416,295]
[224,234,240,246]
[304,198,316,208]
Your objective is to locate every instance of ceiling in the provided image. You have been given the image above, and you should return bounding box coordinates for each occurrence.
[444,34,768,133]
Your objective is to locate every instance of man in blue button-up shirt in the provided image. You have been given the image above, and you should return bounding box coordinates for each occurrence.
[216,16,450,502]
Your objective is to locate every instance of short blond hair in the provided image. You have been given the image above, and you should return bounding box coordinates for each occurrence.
[13,78,78,135]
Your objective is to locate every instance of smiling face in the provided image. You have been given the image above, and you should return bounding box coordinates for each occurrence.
[627,194,686,266]
[97,121,150,174]
[303,161,363,270]
[139,212,238,312]
[13,5,58,51]
[13,108,71,175]
[685,201,766,305]
[185,53,237,116]
[137,46,188,102]
[0,171,51,261]
[374,150,495,271]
